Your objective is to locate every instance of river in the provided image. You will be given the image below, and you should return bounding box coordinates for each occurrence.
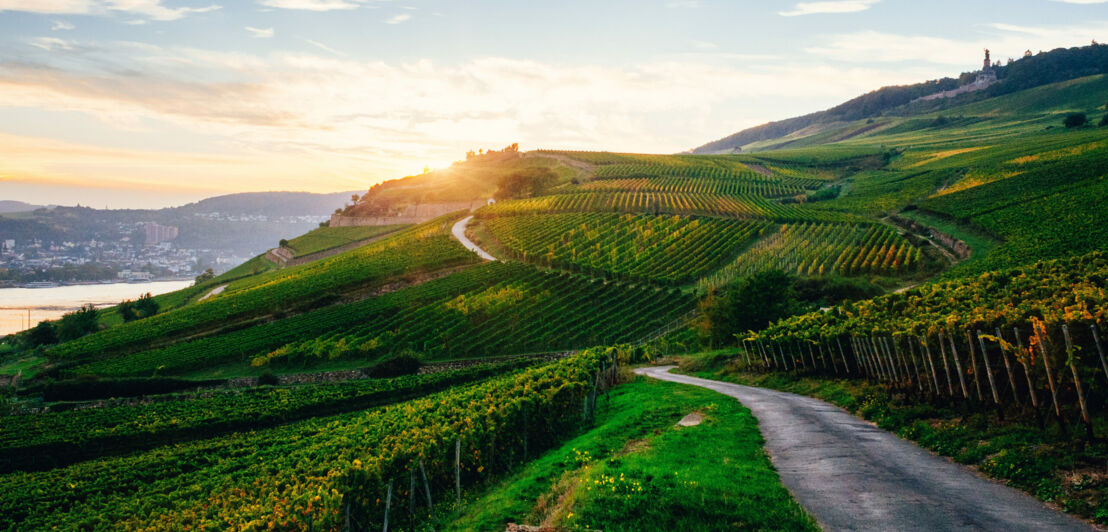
[0,280,193,337]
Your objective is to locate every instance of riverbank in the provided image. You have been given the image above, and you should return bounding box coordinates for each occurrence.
[0,280,193,336]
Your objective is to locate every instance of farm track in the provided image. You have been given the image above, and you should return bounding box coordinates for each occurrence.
[452,215,497,261]
[635,366,1097,532]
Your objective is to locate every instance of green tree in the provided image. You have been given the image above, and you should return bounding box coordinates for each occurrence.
[194,268,215,285]
[132,290,159,319]
[57,304,99,342]
[494,168,559,200]
[698,270,801,348]
[1063,112,1088,128]
[26,321,58,347]
[1099,113,1108,127]
[118,299,137,322]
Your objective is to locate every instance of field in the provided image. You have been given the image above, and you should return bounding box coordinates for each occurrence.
[284,225,408,257]
[481,213,768,285]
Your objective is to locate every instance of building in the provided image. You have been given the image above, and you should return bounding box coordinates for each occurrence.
[914,49,999,103]
[144,223,179,246]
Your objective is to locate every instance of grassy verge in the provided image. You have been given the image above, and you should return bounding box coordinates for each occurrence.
[441,376,816,531]
[679,353,1108,525]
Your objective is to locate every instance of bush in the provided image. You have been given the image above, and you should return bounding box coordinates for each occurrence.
[367,353,422,378]
[1063,113,1088,128]
[1099,114,1108,127]
[257,371,279,386]
[26,321,58,348]
[56,304,98,342]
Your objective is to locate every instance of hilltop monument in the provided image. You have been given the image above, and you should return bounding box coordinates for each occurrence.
[916,48,1000,102]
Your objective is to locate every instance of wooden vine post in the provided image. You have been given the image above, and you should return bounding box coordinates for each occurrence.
[964,330,985,401]
[902,337,924,392]
[1062,324,1094,439]
[419,458,433,514]
[383,479,393,532]
[1011,327,1040,411]
[455,438,462,505]
[836,337,851,375]
[944,331,970,399]
[974,330,1000,405]
[1091,323,1108,382]
[920,336,941,396]
[1033,323,1067,431]
[937,332,956,397]
[820,342,837,374]
[993,327,1021,406]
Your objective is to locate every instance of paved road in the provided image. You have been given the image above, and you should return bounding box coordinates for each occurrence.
[635,366,1097,532]
[451,215,496,261]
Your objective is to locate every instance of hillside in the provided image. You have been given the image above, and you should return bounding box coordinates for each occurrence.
[2,46,1108,530]
[0,201,43,214]
[695,43,1108,154]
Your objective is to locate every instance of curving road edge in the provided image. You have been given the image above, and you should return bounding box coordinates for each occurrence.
[452,215,496,261]
[635,366,1096,532]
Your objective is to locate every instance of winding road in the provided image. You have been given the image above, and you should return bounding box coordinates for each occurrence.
[452,215,496,261]
[635,366,1096,532]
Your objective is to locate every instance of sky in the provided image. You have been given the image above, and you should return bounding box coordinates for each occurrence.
[0,0,1105,208]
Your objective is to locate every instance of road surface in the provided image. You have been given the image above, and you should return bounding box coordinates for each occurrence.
[635,366,1096,532]
[452,215,496,261]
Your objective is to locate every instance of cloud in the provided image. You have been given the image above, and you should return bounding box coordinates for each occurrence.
[245,26,274,38]
[692,40,717,50]
[258,0,358,11]
[779,0,879,16]
[0,39,941,168]
[384,13,410,24]
[302,38,345,56]
[51,20,76,30]
[806,21,1108,65]
[0,0,222,21]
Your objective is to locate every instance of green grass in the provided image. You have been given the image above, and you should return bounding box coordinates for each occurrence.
[442,376,816,532]
[285,225,408,257]
[0,355,46,378]
[895,209,1000,275]
[681,354,1108,526]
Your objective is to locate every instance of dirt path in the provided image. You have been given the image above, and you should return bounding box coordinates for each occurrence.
[452,216,496,261]
[198,284,227,301]
[635,366,1096,532]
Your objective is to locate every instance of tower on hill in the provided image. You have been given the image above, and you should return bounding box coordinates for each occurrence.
[983,49,991,71]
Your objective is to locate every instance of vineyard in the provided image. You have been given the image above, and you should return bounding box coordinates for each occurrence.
[254,262,694,365]
[284,225,408,258]
[481,213,769,285]
[0,350,619,531]
[572,176,806,198]
[699,222,922,290]
[478,191,861,223]
[1,361,532,473]
[67,262,693,377]
[49,215,479,362]
[733,251,1108,440]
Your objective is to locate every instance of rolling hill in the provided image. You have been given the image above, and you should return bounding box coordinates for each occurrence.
[2,43,1108,531]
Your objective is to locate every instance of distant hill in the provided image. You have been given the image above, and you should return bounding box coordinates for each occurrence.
[0,200,44,214]
[174,191,360,217]
[694,43,1108,154]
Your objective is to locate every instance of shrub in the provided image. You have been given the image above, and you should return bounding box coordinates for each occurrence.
[367,353,422,378]
[1063,113,1088,128]
[257,371,279,386]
